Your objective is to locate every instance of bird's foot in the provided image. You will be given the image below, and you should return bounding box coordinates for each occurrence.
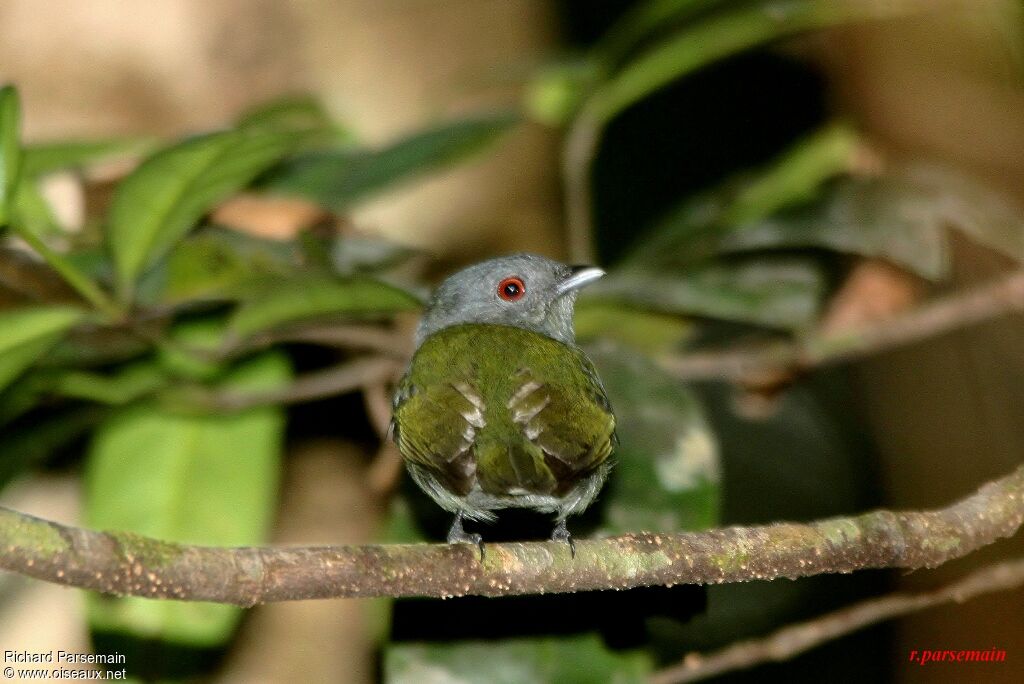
[551,519,576,558]
[447,512,485,561]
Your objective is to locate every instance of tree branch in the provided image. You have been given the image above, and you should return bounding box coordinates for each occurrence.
[660,268,1024,382]
[1,465,1021,605]
[650,557,1024,684]
[199,356,400,411]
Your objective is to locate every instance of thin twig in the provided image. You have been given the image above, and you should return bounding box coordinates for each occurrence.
[1,464,1021,604]
[660,268,1024,382]
[243,324,412,360]
[203,356,400,411]
[650,557,1024,684]
[361,379,396,439]
[562,106,601,264]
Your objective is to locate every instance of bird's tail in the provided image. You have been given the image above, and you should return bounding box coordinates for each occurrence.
[476,439,556,496]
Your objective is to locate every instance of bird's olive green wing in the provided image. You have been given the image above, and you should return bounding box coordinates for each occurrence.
[391,373,483,496]
[508,349,616,492]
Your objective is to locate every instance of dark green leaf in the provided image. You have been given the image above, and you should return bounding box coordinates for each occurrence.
[107,128,314,297]
[588,345,719,534]
[84,351,289,646]
[0,405,105,491]
[0,306,83,392]
[229,275,421,339]
[386,636,652,684]
[591,259,825,330]
[260,113,519,211]
[21,137,155,177]
[0,84,22,226]
[136,228,301,306]
[714,176,951,279]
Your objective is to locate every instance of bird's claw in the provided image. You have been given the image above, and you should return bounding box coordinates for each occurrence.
[551,520,576,558]
[447,513,485,561]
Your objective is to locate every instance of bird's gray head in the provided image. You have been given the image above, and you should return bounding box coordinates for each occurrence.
[415,254,604,347]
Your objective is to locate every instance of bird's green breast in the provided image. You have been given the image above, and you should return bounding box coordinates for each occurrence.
[394,323,615,501]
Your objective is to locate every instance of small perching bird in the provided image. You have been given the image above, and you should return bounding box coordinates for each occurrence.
[391,254,616,556]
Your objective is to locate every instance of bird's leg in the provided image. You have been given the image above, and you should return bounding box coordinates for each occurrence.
[551,518,576,558]
[447,511,485,560]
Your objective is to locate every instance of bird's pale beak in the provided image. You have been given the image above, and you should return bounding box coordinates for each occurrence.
[556,265,605,296]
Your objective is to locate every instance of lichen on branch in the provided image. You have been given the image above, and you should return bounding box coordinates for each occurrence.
[1,465,1022,605]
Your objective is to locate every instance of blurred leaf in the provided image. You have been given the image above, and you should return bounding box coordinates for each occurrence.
[386,635,652,684]
[84,351,289,646]
[236,94,352,143]
[10,179,62,238]
[0,405,105,491]
[155,317,231,382]
[21,137,155,177]
[588,345,719,534]
[598,0,730,65]
[643,162,1024,282]
[107,128,314,297]
[136,228,301,306]
[260,112,519,211]
[724,122,861,226]
[575,300,693,355]
[590,0,926,123]
[715,177,951,279]
[893,163,1024,264]
[330,235,417,275]
[524,61,598,126]
[0,84,22,226]
[0,306,83,392]
[592,258,825,330]
[49,361,168,405]
[229,275,421,339]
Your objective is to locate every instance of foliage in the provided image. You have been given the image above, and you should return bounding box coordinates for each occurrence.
[1,0,1022,680]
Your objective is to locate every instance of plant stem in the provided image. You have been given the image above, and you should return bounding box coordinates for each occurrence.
[11,227,123,320]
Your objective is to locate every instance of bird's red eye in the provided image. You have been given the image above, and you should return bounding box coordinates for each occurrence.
[497,277,526,301]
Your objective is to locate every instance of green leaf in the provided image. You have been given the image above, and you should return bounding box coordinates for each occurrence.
[715,176,951,280]
[724,122,861,226]
[597,0,731,65]
[523,61,599,127]
[229,275,421,339]
[10,179,62,238]
[21,137,155,177]
[592,259,825,330]
[588,345,719,534]
[0,84,23,226]
[236,94,352,142]
[386,635,652,684]
[107,128,314,297]
[260,113,519,211]
[49,361,168,405]
[84,351,290,646]
[136,227,301,306]
[0,305,83,392]
[590,0,929,123]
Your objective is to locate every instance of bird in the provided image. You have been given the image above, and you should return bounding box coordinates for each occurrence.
[390,253,616,556]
